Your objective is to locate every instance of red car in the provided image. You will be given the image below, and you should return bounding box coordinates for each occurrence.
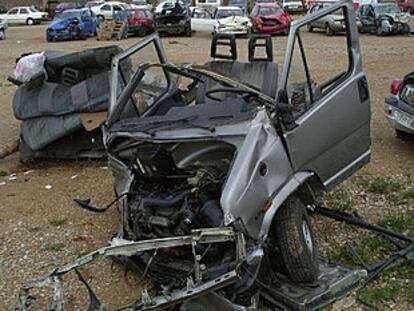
[250,3,291,35]
[127,8,154,36]
[397,0,414,14]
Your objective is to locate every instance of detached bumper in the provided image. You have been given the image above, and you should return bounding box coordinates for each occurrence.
[384,97,414,134]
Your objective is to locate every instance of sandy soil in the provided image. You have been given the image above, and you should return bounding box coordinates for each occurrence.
[0,23,413,310]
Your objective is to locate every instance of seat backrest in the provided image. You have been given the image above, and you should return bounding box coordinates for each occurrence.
[196,60,278,104]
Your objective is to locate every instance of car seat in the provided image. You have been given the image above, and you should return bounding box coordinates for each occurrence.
[196,34,278,104]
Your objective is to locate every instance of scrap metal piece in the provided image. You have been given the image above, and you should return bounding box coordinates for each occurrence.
[15,227,244,311]
[260,260,367,311]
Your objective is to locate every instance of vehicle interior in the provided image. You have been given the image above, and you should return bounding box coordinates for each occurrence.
[107,33,279,134]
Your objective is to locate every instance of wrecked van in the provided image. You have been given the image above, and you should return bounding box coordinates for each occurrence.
[16,1,385,310]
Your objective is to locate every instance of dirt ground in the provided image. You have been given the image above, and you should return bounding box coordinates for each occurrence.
[0,23,413,310]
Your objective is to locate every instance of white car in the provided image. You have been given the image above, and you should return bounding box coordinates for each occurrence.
[91,1,130,21]
[191,6,251,36]
[282,0,307,13]
[0,7,48,25]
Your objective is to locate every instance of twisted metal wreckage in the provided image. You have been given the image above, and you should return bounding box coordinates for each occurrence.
[15,1,413,310]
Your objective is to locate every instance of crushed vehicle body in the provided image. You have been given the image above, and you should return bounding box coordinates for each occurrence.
[46,8,98,41]
[357,3,411,35]
[154,1,192,36]
[18,1,414,310]
[384,71,414,138]
[11,45,125,160]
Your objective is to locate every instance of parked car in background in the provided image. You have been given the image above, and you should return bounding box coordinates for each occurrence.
[397,0,414,13]
[357,3,411,35]
[127,7,154,36]
[91,1,130,21]
[154,0,192,36]
[385,71,414,139]
[250,3,291,34]
[55,2,83,16]
[0,7,48,25]
[282,0,307,13]
[307,3,361,35]
[192,6,251,35]
[47,8,98,41]
[0,18,7,39]
[85,1,105,9]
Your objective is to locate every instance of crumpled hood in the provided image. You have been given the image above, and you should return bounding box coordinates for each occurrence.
[377,12,411,23]
[216,16,250,27]
[259,13,290,24]
[48,17,79,30]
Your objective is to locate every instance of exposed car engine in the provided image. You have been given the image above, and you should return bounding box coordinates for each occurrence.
[115,143,237,287]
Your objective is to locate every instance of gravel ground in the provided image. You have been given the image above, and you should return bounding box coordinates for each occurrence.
[0,23,413,310]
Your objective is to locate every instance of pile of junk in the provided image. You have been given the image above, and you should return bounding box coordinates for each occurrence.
[9,45,125,160]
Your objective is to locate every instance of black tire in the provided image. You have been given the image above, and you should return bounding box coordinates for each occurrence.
[98,15,105,23]
[273,197,319,283]
[325,24,334,36]
[307,24,313,32]
[0,29,5,40]
[26,18,35,26]
[46,34,52,42]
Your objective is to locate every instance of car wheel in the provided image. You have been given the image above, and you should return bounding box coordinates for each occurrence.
[325,24,334,36]
[26,18,35,26]
[98,15,105,23]
[307,24,313,32]
[46,34,52,42]
[0,29,5,40]
[78,29,87,40]
[271,196,319,283]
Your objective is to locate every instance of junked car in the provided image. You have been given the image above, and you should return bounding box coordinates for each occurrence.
[357,3,411,35]
[250,3,291,34]
[192,6,251,36]
[154,0,192,36]
[307,3,362,35]
[91,1,130,21]
[127,7,154,36]
[282,0,307,13]
[0,7,48,25]
[47,8,98,41]
[384,71,414,139]
[0,18,7,40]
[16,1,382,310]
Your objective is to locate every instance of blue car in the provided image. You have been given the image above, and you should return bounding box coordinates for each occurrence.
[47,8,97,41]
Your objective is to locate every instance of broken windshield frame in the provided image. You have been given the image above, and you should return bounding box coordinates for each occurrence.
[108,38,277,127]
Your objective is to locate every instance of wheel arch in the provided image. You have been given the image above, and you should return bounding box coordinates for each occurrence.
[258,171,324,242]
